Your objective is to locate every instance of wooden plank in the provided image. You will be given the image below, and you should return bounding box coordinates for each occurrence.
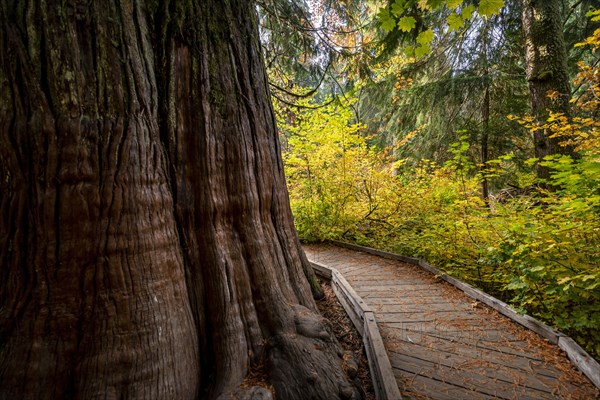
[340,268,432,280]
[331,284,364,336]
[352,279,429,286]
[343,263,398,272]
[385,331,567,380]
[387,342,561,394]
[335,263,376,274]
[309,261,333,279]
[371,302,473,313]
[377,310,483,324]
[330,240,421,265]
[454,284,563,343]
[363,312,403,400]
[390,352,550,400]
[352,284,437,292]
[559,336,600,389]
[333,270,372,313]
[359,290,448,300]
[356,284,447,293]
[331,270,372,336]
[396,373,498,400]
[339,271,404,277]
[382,323,503,343]
[414,260,565,345]
[383,324,529,349]
[352,297,453,306]
[381,322,549,363]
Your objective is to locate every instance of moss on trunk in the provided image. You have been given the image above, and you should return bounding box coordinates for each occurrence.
[521,0,573,181]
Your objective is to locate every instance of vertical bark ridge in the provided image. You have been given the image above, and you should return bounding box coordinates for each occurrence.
[1,1,199,398]
[158,1,349,398]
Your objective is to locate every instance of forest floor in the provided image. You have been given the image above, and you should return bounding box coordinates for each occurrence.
[316,280,376,400]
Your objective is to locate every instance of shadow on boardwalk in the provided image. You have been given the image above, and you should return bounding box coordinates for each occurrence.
[304,243,600,400]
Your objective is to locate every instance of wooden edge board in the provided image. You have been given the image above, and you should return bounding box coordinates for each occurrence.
[333,270,373,314]
[330,240,420,265]
[310,261,333,279]
[331,278,366,336]
[309,261,365,332]
[327,240,599,390]
[558,337,600,389]
[363,312,403,400]
[309,260,402,399]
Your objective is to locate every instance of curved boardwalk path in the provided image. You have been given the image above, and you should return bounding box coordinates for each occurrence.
[303,243,600,400]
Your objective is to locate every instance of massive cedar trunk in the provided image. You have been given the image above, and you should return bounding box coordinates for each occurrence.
[521,0,572,181]
[0,1,359,399]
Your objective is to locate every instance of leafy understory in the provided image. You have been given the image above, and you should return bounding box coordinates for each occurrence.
[279,14,600,360]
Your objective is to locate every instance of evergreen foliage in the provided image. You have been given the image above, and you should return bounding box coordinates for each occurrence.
[279,11,600,359]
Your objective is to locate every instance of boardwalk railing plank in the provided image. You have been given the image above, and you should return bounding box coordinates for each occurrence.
[311,260,333,279]
[558,337,600,388]
[363,312,403,400]
[309,261,402,400]
[331,270,371,336]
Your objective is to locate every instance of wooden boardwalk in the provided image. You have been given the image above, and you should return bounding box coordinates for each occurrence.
[304,243,600,400]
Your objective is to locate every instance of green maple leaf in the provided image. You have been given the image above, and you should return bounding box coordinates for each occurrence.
[427,0,444,8]
[461,4,475,20]
[391,0,405,16]
[378,8,397,32]
[398,16,417,32]
[417,29,434,46]
[415,43,430,58]
[382,18,397,31]
[377,7,390,21]
[478,0,504,18]
[447,13,463,31]
[446,0,462,8]
[417,0,430,10]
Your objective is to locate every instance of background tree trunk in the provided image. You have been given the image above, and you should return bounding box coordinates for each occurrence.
[521,0,572,181]
[0,1,356,399]
[481,19,491,204]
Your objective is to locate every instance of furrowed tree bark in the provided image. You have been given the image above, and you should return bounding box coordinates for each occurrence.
[521,0,572,181]
[0,1,357,399]
[0,2,200,397]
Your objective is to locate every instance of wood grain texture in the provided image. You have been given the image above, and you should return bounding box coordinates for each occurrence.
[310,261,401,400]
